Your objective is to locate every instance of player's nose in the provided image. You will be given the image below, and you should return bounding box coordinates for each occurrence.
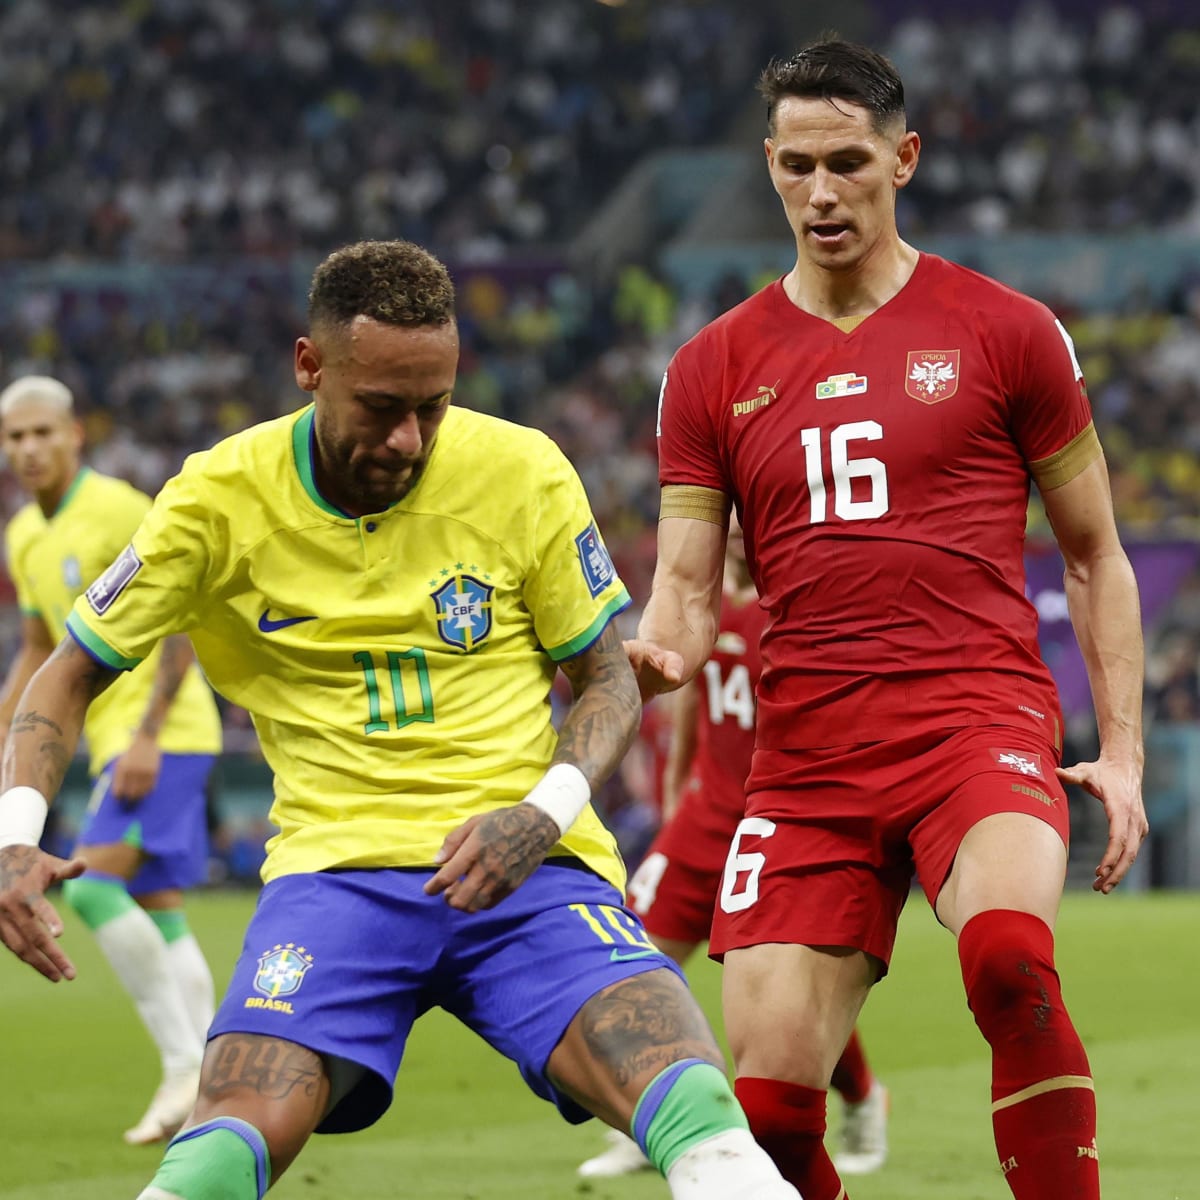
[386,410,423,456]
[810,165,838,207]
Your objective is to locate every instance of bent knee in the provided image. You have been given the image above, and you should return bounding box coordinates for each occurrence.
[958,909,1069,1036]
[550,968,723,1123]
[62,875,133,929]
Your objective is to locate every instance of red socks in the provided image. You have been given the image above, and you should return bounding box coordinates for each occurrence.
[959,909,1099,1199]
[830,1028,872,1105]
[735,1077,847,1200]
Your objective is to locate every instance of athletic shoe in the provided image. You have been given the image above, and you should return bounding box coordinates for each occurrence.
[834,1079,889,1175]
[123,1067,201,1146]
[577,1129,652,1177]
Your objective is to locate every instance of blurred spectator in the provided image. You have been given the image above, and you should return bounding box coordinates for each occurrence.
[0,0,773,262]
[887,2,1200,236]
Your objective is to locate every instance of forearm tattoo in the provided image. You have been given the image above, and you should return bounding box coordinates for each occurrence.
[473,803,561,889]
[203,1035,324,1104]
[5,640,114,798]
[9,711,63,736]
[578,972,722,1087]
[556,623,641,785]
[9,709,72,798]
[0,843,49,896]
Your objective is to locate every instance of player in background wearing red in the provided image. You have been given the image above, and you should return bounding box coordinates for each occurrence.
[627,40,1146,1200]
[581,518,887,1179]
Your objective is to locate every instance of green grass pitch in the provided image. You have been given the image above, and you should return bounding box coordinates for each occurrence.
[1,889,1193,1199]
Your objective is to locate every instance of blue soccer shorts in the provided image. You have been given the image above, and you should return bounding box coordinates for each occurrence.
[76,752,215,894]
[209,861,685,1132]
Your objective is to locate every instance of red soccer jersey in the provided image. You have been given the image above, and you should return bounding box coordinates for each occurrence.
[658,253,1095,766]
[688,590,766,813]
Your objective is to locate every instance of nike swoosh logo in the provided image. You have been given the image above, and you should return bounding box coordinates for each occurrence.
[608,948,662,963]
[257,609,316,633]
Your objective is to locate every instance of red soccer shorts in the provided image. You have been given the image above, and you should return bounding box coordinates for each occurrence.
[708,725,1069,971]
[626,773,744,945]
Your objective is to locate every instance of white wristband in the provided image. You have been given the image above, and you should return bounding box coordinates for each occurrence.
[0,786,49,849]
[522,763,591,838]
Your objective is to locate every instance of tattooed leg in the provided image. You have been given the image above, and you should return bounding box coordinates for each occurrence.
[184,1033,332,1181]
[548,971,802,1196]
[546,967,723,1129]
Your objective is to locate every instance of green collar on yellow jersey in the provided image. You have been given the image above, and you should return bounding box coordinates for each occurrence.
[291,406,352,518]
[48,465,92,519]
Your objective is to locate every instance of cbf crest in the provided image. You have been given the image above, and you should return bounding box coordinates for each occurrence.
[431,571,494,652]
[906,349,960,404]
[62,555,83,592]
[253,943,314,999]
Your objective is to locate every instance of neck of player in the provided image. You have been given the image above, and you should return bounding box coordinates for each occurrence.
[784,237,920,323]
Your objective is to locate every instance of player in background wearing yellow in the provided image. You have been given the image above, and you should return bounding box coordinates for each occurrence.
[581,518,887,1180]
[0,375,224,1144]
[0,242,802,1200]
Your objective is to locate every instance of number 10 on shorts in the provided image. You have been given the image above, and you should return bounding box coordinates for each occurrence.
[720,817,777,913]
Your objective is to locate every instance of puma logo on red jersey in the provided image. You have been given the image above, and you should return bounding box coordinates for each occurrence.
[733,381,779,417]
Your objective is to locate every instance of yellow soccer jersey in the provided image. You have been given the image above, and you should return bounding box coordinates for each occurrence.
[5,468,222,775]
[68,406,632,888]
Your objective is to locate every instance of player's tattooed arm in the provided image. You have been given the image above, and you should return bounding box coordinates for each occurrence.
[554,621,642,789]
[427,801,563,913]
[4,638,119,799]
[426,623,640,913]
[0,639,118,981]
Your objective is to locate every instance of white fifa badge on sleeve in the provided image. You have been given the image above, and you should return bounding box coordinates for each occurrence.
[86,544,143,614]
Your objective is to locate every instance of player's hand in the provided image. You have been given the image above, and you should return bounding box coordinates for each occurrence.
[111,732,162,804]
[424,803,561,913]
[622,638,685,703]
[1056,756,1147,893]
[0,844,86,981]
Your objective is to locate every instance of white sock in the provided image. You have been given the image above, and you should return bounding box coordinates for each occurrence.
[167,932,215,1044]
[137,1190,186,1200]
[665,1129,802,1199]
[94,908,203,1074]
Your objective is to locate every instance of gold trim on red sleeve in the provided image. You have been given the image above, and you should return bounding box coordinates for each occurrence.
[659,485,729,525]
[1029,423,1102,491]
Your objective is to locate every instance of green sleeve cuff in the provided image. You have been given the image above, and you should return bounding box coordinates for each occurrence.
[546,589,632,662]
[65,612,143,671]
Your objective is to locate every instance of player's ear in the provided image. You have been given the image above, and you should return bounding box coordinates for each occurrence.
[764,137,787,199]
[294,336,321,393]
[894,130,920,189]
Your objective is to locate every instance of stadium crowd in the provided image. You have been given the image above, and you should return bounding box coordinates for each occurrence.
[0,0,775,261]
[2,1,1197,261]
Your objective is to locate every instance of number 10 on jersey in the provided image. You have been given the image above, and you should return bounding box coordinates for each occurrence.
[353,649,434,733]
[799,421,889,523]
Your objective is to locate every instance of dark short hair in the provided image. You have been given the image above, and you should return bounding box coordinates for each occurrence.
[308,240,456,331]
[758,39,905,137]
